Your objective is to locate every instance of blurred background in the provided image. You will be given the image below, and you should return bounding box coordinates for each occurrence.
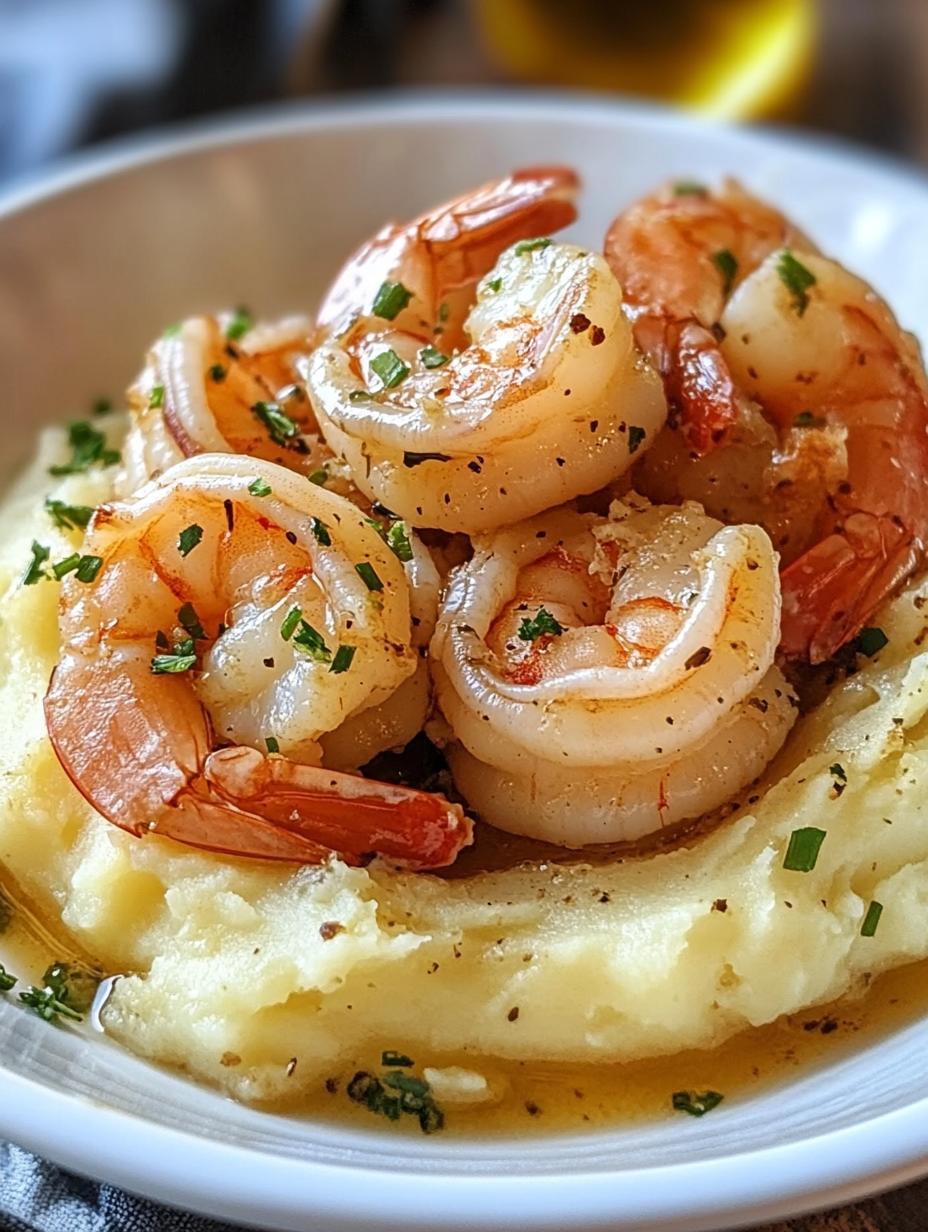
[1,0,926,187]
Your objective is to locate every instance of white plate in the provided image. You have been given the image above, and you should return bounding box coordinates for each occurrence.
[1,92,928,1232]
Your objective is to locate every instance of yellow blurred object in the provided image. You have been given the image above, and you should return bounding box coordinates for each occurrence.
[475,0,818,121]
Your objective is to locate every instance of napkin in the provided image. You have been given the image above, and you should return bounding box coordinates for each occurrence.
[0,1143,235,1232]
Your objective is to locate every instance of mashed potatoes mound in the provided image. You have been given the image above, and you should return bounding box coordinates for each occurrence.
[2,428,928,1105]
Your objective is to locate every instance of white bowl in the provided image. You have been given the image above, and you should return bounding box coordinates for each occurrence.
[2,93,928,1232]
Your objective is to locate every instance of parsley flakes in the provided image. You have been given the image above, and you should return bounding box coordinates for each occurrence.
[311,517,332,546]
[372,280,413,321]
[355,562,383,592]
[22,541,50,586]
[777,251,817,317]
[514,237,552,255]
[672,1090,724,1117]
[371,349,410,390]
[48,421,120,476]
[711,248,738,297]
[45,498,95,532]
[252,400,300,447]
[518,607,563,642]
[225,306,254,341]
[177,524,203,557]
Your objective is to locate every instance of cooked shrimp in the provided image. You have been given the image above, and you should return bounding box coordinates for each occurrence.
[604,179,809,454]
[719,250,928,662]
[44,454,471,868]
[303,170,667,533]
[430,496,795,845]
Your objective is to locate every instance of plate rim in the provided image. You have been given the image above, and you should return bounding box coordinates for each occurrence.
[3,89,928,1232]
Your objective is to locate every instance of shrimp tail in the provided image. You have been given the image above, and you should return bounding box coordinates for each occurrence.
[779,512,922,662]
[201,747,473,870]
[665,321,741,455]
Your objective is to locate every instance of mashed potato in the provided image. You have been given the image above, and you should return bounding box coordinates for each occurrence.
[2,426,928,1106]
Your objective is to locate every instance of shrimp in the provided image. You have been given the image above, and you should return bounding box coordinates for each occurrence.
[719,250,928,662]
[429,495,795,846]
[44,454,471,869]
[303,169,667,533]
[604,179,809,454]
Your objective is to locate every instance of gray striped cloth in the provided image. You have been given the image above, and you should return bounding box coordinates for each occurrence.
[0,1144,237,1232]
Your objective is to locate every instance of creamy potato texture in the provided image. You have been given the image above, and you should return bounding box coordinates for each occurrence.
[1,426,927,1106]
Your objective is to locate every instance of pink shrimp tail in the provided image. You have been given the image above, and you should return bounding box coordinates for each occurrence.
[779,512,923,663]
[663,321,741,455]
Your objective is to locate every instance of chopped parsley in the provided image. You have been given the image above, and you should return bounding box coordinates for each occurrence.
[248,477,272,497]
[777,250,817,317]
[150,636,197,675]
[486,277,502,293]
[348,389,371,403]
[419,345,449,369]
[371,349,410,390]
[311,517,332,546]
[48,420,120,476]
[178,602,206,641]
[860,900,883,937]
[148,384,165,409]
[793,410,825,429]
[18,985,82,1024]
[382,1050,414,1067]
[673,181,707,196]
[45,498,95,532]
[252,400,300,447]
[280,606,302,641]
[438,302,450,323]
[162,322,182,338]
[308,469,329,487]
[225,306,254,341]
[386,521,414,563]
[711,248,738,297]
[51,553,103,583]
[208,363,227,382]
[292,620,331,662]
[628,425,647,454]
[372,280,413,321]
[91,397,113,416]
[42,961,100,1013]
[51,553,80,581]
[518,606,563,642]
[0,964,16,992]
[672,1090,724,1117]
[347,1059,444,1134]
[403,451,452,468]
[22,541,50,586]
[330,644,357,675]
[514,237,552,255]
[355,562,383,592]
[177,524,203,556]
[856,627,888,657]
[783,826,826,872]
[265,736,280,754]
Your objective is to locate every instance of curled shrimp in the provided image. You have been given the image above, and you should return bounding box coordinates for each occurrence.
[604,179,808,454]
[719,249,928,662]
[430,496,795,845]
[44,454,471,869]
[303,168,667,533]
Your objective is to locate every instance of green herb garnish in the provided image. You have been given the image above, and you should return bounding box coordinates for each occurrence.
[280,605,302,641]
[355,562,383,592]
[348,390,371,403]
[382,1050,414,1067]
[371,349,410,390]
[248,477,272,497]
[148,384,165,410]
[347,1064,444,1134]
[225,306,254,341]
[486,277,502,293]
[18,985,82,1024]
[712,249,738,297]
[386,521,414,563]
[0,964,16,992]
[419,345,449,369]
[150,637,197,675]
[51,553,81,581]
[92,397,113,416]
[265,736,280,754]
[783,826,826,872]
[45,498,95,532]
[330,645,357,675]
[252,400,300,447]
[673,181,708,196]
[42,961,100,1013]
[178,602,206,641]
[777,250,817,317]
[51,553,101,583]
[861,900,883,937]
[208,363,227,382]
[518,606,564,642]
[308,469,329,487]
[22,541,50,586]
[514,237,552,255]
[672,1090,724,1117]
[177,524,203,557]
[48,421,120,475]
[856,627,888,657]
[793,410,825,429]
[292,620,331,662]
[372,280,413,321]
[162,322,182,338]
[311,517,332,546]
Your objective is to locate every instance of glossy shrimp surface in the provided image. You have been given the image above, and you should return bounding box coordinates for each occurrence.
[719,250,928,662]
[430,496,796,845]
[304,169,667,533]
[604,179,808,454]
[44,454,471,868]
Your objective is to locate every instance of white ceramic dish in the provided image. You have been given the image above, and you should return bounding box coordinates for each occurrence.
[2,93,928,1232]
